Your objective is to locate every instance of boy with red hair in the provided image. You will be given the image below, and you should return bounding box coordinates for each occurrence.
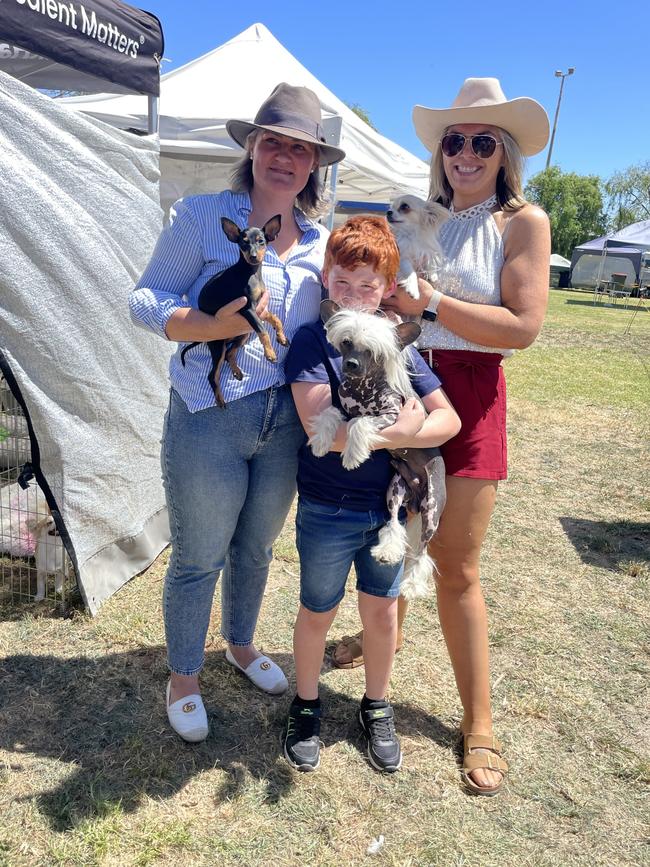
[282,217,459,773]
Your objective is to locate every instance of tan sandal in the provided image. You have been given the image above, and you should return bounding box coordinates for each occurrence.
[332,632,365,669]
[331,631,403,669]
[459,733,508,797]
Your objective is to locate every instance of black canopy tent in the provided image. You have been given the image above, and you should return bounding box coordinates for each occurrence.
[0,0,163,129]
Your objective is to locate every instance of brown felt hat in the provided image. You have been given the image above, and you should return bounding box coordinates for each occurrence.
[226,82,345,167]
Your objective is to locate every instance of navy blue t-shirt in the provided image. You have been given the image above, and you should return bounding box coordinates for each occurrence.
[284,319,442,511]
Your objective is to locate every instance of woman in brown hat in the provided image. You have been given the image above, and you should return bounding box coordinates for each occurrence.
[334,78,551,795]
[130,83,344,743]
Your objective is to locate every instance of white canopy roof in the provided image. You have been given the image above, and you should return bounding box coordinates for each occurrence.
[61,23,430,211]
[550,253,571,269]
[608,219,650,250]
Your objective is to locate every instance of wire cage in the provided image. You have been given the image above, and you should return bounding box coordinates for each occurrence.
[0,373,77,608]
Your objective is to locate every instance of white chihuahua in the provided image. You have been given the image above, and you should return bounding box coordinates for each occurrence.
[386,195,449,299]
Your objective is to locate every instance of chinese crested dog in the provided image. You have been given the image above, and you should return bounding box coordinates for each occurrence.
[308,301,446,598]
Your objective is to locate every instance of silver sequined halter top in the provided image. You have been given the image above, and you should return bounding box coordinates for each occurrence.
[418,194,512,356]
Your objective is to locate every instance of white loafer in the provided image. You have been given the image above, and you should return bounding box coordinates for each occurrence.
[166,681,208,743]
[225,648,288,695]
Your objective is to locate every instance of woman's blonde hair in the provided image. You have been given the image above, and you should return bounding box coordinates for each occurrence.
[428,126,527,212]
[229,131,330,219]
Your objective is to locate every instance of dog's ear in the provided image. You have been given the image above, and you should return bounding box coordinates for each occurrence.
[221,217,242,244]
[394,321,421,349]
[425,201,450,226]
[320,299,340,323]
[263,214,282,242]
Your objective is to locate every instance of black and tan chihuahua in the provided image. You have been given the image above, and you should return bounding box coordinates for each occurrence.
[180,215,288,407]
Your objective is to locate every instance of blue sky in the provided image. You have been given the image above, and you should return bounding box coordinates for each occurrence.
[143,0,647,185]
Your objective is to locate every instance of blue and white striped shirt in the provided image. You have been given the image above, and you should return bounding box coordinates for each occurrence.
[129,190,328,412]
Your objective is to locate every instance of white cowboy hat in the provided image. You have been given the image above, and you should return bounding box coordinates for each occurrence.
[413,78,550,157]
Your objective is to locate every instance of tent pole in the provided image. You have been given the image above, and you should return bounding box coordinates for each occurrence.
[593,238,609,304]
[596,238,608,285]
[326,162,339,231]
[147,96,159,134]
[321,115,342,231]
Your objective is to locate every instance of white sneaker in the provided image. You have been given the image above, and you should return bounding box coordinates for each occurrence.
[166,681,208,743]
[225,648,288,695]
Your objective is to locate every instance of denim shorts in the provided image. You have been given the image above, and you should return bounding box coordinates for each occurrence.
[295,496,404,613]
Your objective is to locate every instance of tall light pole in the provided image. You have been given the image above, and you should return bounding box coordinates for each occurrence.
[545,67,575,170]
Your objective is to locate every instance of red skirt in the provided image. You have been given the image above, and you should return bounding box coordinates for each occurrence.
[420,349,507,480]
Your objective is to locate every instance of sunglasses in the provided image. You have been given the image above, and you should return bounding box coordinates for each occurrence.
[440,133,503,159]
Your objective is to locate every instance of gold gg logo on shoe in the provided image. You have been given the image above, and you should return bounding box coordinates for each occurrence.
[183,702,197,713]
[260,661,271,671]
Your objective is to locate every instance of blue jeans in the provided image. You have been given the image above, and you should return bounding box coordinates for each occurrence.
[296,497,404,613]
[162,386,305,675]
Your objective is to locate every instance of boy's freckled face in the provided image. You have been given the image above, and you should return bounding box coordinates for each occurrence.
[322,264,390,311]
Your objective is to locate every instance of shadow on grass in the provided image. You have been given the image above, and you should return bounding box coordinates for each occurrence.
[564,298,648,312]
[564,298,599,307]
[0,648,454,831]
[0,592,84,623]
[559,517,650,569]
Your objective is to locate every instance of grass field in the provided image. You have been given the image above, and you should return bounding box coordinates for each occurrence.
[1,290,648,867]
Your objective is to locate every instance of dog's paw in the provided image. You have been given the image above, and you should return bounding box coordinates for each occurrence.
[309,406,344,457]
[371,522,407,564]
[400,551,435,599]
[309,432,332,458]
[342,418,383,469]
[229,365,244,380]
[401,270,420,300]
[341,448,369,471]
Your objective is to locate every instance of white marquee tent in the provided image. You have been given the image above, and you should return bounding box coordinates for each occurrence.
[61,22,430,214]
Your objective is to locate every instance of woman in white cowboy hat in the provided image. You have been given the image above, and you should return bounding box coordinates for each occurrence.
[130,83,345,743]
[334,77,551,796]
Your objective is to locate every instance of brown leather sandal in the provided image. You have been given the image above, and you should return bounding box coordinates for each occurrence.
[332,632,365,669]
[459,733,508,797]
[331,631,403,669]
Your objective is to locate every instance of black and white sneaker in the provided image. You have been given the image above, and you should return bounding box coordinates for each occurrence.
[283,703,322,772]
[359,701,402,773]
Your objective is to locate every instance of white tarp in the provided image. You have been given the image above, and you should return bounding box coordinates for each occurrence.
[60,22,430,213]
[0,71,171,614]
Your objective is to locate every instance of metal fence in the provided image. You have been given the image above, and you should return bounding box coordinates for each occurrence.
[0,374,76,608]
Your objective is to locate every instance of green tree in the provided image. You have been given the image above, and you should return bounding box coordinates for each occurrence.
[607,204,638,233]
[346,102,377,131]
[525,166,607,258]
[605,161,650,229]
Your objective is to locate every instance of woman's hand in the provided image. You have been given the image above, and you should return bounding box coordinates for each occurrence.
[166,288,273,343]
[165,297,253,342]
[381,278,434,317]
[256,289,270,321]
[213,297,259,335]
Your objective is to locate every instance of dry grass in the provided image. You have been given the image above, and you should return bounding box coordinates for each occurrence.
[0,290,648,866]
